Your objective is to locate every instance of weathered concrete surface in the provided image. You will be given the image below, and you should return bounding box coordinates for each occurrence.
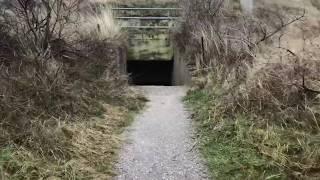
[128,33,173,61]
[173,49,191,86]
[115,86,208,180]
[240,0,254,13]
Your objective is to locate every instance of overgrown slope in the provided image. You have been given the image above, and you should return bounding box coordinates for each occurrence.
[176,0,320,179]
[0,0,145,179]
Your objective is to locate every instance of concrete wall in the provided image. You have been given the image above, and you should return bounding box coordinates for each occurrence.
[172,48,191,86]
[240,0,254,13]
[117,46,127,75]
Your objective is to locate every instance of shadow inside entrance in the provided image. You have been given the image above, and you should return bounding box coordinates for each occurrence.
[127,60,173,86]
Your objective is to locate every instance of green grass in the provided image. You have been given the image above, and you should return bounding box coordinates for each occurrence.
[0,148,12,166]
[184,90,285,180]
[0,148,12,178]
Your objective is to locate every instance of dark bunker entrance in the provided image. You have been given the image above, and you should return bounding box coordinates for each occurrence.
[127,60,174,86]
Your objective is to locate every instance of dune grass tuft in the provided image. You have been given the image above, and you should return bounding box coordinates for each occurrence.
[79,8,122,41]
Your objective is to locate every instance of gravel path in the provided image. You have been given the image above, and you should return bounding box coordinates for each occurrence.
[115,86,208,180]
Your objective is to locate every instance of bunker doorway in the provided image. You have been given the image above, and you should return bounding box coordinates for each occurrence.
[127,60,173,86]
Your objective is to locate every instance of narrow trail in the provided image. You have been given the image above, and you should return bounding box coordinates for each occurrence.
[115,86,208,180]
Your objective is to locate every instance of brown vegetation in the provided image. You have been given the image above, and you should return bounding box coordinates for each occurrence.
[0,0,144,178]
[177,0,320,178]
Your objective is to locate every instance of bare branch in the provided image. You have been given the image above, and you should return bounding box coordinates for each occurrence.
[256,9,306,44]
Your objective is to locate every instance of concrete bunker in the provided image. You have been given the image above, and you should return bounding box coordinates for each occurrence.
[114,7,190,86]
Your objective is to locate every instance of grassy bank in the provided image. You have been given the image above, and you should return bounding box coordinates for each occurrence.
[0,101,145,179]
[185,90,284,179]
[0,0,147,179]
[186,88,320,179]
[175,0,320,179]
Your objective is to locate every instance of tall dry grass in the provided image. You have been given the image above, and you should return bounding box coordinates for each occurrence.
[176,0,320,178]
[79,9,122,41]
[0,0,142,178]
